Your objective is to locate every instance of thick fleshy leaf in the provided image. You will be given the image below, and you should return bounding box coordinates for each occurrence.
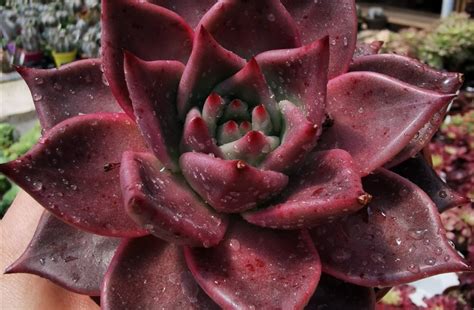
[177,26,246,119]
[124,53,184,172]
[260,100,319,174]
[220,131,280,166]
[214,58,281,131]
[353,41,384,58]
[392,154,469,213]
[198,0,300,60]
[120,152,227,247]
[385,106,449,168]
[184,219,321,309]
[317,72,455,176]
[148,0,216,28]
[102,0,193,116]
[102,237,218,310]
[310,169,471,287]
[181,108,223,157]
[180,152,288,213]
[281,0,357,79]
[255,36,329,124]
[0,113,149,237]
[245,149,365,229]
[17,59,121,130]
[306,274,376,310]
[6,211,120,296]
[349,54,463,94]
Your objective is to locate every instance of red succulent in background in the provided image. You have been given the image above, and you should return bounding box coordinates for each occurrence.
[0,0,472,309]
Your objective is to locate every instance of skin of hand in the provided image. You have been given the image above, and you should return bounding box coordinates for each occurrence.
[0,190,99,310]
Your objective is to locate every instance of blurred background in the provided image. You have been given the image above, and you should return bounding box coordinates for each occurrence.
[0,1,472,308]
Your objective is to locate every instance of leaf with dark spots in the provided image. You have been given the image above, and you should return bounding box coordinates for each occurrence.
[245,149,364,229]
[198,0,301,59]
[180,152,288,213]
[0,113,149,237]
[317,72,455,176]
[391,154,469,213]
[305,274,376,310]
[281,0,357,79]
[120,152,228,248]
[6,211,120,296]
[102,237,219,310]
[124,52,184,172]
[17,58,121,130]
[184,218,321,309]
[102,0,193,116]
[311,169,471,287]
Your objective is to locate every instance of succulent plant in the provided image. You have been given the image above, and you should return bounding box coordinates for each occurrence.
[1,1,472,309]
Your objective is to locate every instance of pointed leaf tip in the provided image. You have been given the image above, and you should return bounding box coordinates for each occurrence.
[0,113,149,237]
[180,152,288,213]
[311,169,471,287]
[318,72,457,176]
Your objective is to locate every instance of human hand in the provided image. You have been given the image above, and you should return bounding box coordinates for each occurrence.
[0,190,99,310]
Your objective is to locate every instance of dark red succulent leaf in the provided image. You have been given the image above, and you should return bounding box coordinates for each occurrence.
[147,0,217,28]
[0,113,149,237]
[385,106,449,169]
[255,36,329,125]
[102,237,219,310]
[124,52,184,172]
[181,108,223,157]
[184,218,321,309]
[305,274,376,310]
[5,211,120,296]
[311,169,471,287]
[281,0,357,79]
[214,58,281,132]
[392,154,469,213]
[353,41,384,58]
[244,149,365,229]
[180,152,288,213]
[198,0,301,60]
[317,72,456,176]
[17,59,121,130]
[350,54,463,94]
[120,152,228,248]
[260,100,319,174]
[177,26,246,119]
[102,0,193,116]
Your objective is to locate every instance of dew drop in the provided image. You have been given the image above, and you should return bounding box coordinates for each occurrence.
[424,257,436,266]
[102,74,110,86]
[444,255,450,262]
[331,247,352,262]
[33,93,43,101]
[434,247,443,256]
[32,182,43,191]
[229,239,241,251]
[408,228,427,240]
[34,77,44,85]
[39,258,45,265]
[53,82,63,90]
[407,264,420,274]
[267,13,276,22]
[438,190,447,198]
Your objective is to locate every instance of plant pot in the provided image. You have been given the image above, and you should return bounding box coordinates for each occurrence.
[52,50,77,68]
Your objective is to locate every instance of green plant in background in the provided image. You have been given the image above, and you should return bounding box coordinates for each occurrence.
[419,13,474,72]
[0,123,41,216]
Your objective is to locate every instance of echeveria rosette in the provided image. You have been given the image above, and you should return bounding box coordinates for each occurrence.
[0,0,472,309]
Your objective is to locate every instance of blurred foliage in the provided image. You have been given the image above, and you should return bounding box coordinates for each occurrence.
[0,123,41,216]
[358,13,474,74]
